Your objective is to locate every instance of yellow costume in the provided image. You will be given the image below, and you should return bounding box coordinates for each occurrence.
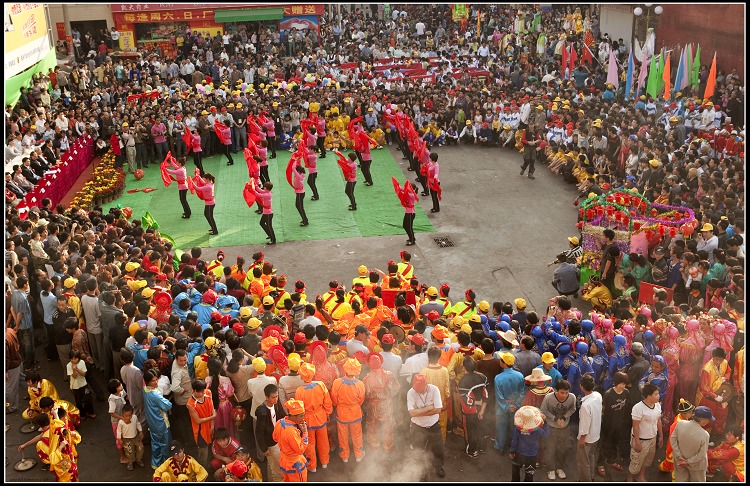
[23,379,81,427]
[153,455,209,482]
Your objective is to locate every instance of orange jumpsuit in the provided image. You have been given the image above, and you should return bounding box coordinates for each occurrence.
[330,377,365,461]
[295,381,333,470]
[272,418,309,482]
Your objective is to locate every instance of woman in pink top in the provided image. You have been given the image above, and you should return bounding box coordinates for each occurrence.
[292,164,308,226]
[395,180,418,246]
[302,145,319,200]
[251,181,276,244]
[258,140,269,186]
[427,152,441,213]
[166,156,192,219]
[193,172,218,235]
[190,129,204,176]
[335,150,358,211]
[262,116,276,159]
[315,115,327,158]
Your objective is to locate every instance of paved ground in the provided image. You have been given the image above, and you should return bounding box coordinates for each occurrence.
[5,144,682,482]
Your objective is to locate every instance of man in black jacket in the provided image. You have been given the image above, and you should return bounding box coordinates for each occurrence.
[254,383,285,482]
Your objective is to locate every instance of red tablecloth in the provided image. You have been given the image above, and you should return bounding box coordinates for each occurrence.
[21,135,94,209]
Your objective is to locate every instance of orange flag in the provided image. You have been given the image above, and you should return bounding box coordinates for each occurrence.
[662,52,671,101]
[703,52,717,101]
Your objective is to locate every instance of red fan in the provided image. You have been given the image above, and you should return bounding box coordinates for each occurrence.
[428,178,442,200]
[214,119,231,145]
[334,150,354,180]
[160,152,173,187]
[244,148,259,178]
[243,181,257,208]
[182,132,193,155]
[286,155,298,189]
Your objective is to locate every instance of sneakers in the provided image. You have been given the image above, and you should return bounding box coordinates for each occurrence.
[127,463,134,471]
[547,471,556,480]
[308,468,317,473]
[355,452,365,462]
[556,469,567,479]
[321,464,327,469]
[136,460,144,468]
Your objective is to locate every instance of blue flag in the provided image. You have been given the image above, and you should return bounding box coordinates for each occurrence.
[625,51,634,100]
[673,46,685,97]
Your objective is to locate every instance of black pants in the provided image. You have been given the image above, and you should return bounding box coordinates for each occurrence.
[72,385,95,416]
[307,172,319,199]
[260,166,270,184]
[114,153,125,169]
[260,213,275,242]
[269,135,277,158]
[345,181,356,207]
[361,159,373,184]
[85,365,105,399]
[430,184,440,211]
[463,413,480,454]
[418,172,428,193]
[316,136,326,157]
[192,151,204,176]
[171,403,194,447]
[403,212,415,242]
[204,204,218,233]
[521,154,536,175]
[511,453,537,482]
[410,422,444,469]
[223,144,234,164]
[179,189,191,217]
[208,132,219,156]
[46,324,58,360]
[295,192,307,223]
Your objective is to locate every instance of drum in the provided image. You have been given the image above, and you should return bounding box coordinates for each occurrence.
[388,324,406,343]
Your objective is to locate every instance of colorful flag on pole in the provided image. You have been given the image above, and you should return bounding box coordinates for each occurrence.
[625,51,634,100]
[606,48,619,89]
[637,57,649,97]
[674,46,686,94]
[561,43,568,78]
[703,52,717,100]
[656,49,665,94]
[531,13,541,32]
[691,44,701,88]
[646,54,660,99]
[142,211,160,229]
[569,44,578,75]
[581,43,595,67]
[583,29,594,47]
[685,44,693,88]
[662,51,672,101]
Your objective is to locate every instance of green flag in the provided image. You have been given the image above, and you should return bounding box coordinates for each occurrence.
[646,54,660,99]
[142,211,159,229]
[531,13,541,32]
[691,44,701,88]
[685,44,693,88]
[656,49,665,94]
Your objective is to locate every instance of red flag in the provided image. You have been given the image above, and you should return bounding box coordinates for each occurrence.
[182,132,193,155]
[243,181,257,208]
[561,43,568,74]
[581,44,594,67]
[191,177,206,201]
[569,44,578,74]
[584,29,595,47]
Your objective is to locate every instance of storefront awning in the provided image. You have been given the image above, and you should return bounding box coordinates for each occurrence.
[214,8,284,23]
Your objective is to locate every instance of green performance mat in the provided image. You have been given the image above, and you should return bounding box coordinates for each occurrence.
[104,148,435,248]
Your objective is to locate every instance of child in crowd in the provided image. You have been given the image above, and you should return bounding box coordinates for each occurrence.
[67,350,95,419]
[211,428,241,479]
[108,379,128,464]
[117,404,145,471]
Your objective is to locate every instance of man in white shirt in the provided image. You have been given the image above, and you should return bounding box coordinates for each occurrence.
[696,223,719,264]
[378,333,402,377]
[346,325,370,357]
[407,373,445,480]
[627,383,663,482]
[577,376,602,481]
[299,304,323,330]
[415,21,425,38]
[400,333,428,383]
